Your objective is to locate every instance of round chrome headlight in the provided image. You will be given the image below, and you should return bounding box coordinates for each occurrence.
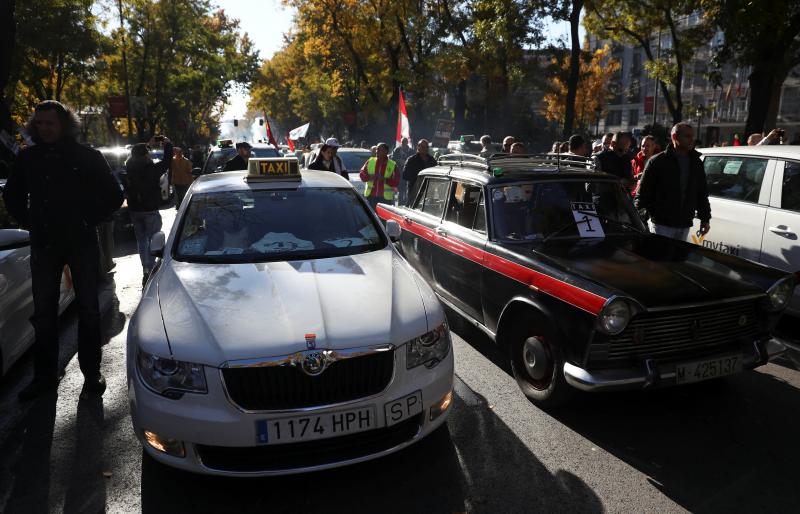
[597,298,631,335]
[767,276,796,311]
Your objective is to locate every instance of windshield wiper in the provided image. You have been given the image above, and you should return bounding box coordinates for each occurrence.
[541,216,596,244]
[574,210,646,235]
[541,211,644,244]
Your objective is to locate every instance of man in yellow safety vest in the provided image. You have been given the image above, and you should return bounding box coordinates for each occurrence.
[359,142,400,210]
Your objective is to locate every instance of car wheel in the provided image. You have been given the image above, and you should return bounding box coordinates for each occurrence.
[510,324,572,408]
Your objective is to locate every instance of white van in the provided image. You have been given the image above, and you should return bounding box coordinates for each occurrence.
[691,146,800,333]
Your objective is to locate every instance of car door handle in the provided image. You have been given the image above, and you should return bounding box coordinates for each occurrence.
[435,227,447,237]
[769,225,795,236]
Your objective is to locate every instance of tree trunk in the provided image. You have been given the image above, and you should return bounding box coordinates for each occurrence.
[562,0,583,138]
[0,0,15,138]
[453,80,466,132]
[744,64,786,135]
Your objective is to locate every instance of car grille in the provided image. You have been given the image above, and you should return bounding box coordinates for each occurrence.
[589,301,763,365]
[195,414,422,473]
[221,350,395,411]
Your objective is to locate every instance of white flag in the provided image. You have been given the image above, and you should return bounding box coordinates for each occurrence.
[289,122,310,140]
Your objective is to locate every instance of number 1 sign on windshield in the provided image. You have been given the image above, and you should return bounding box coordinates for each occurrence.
[570,202,605,238]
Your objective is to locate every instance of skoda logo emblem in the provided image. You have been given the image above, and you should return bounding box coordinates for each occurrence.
[738,315,748,327]
[302,352,326,376]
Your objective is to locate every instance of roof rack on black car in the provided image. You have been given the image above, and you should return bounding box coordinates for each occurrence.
[437,152,595,174]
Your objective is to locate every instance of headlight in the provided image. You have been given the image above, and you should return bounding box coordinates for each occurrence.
[136,349,207,396]
[767,276,796,312]
[406,323,451,369]
[596,298,631,335]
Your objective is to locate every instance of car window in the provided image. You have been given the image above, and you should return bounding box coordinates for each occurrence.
[412,180,428,210]
[703,155,768,203]
[420,179,449,218]
[473,192,487,234]
[174,188,386,263]
[490,180,642,241]
[203,149,236,173]
[338,152,371,171]
[781,161,800,212]
[445,181,482,229]
[0,186,18,229]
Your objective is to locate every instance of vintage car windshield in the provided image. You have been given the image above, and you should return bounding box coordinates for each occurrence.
[490,179,643,242]
[174,188,386,263]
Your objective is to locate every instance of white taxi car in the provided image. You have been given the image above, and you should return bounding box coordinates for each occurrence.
[691,146,800,332]
[126,158,454,475]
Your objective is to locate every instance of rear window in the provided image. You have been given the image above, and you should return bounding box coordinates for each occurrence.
[202,147,281,174]
[174,188,386,263]
[703,155,768,203]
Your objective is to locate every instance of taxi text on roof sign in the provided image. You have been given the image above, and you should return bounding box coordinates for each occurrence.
[247,157,301,181]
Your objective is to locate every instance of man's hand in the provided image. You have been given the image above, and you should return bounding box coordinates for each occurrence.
[764,129,782,143]
[699,222,710,235]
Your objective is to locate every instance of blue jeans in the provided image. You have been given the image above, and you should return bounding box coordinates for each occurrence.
[130,211,162,271]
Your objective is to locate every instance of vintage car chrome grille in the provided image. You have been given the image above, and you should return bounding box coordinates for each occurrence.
[196,414,422,473]
[221,348,395,411]
[591,301,762,364]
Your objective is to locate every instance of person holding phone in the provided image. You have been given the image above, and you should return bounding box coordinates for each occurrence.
[124,134,173,286]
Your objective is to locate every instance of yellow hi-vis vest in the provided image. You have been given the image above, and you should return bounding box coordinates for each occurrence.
[364,157,396,200]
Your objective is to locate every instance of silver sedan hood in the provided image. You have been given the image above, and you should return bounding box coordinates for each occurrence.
[156,248,434,366]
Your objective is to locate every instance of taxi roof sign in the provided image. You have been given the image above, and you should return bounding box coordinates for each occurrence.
[246,157,301,181]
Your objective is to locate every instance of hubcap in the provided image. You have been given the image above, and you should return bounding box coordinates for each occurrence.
[522,337,550,381]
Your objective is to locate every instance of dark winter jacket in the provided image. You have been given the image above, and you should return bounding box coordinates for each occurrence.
[402,153,436,188]
[223,154,247,172]
[308,155,348,178]
[124,142,173,212]
[3,138,124,248]
[593,148,634,186]
[634,144,711,228]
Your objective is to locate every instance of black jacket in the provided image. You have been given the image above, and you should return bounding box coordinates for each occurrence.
[223,154,247,172]
[3,138,123,248]
[309,155,348,178]
[593,148,634,185]
[124,142,173,212]
[634,144,711,228]
[402,153,436,185]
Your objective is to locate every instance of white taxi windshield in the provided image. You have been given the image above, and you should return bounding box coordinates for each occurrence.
[174,188,386,263]
[491,180,643,242]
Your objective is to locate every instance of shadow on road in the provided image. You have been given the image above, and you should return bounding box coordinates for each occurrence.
[63,395,106,513]
[140,377,604,514]
[450,304,800,512]
[2,391,58,514]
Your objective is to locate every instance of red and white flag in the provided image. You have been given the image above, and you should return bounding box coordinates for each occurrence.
[395,89,410,148]
[263,112,278,147]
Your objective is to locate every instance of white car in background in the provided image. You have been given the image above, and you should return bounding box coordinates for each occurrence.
[0,181,74,376]
[692,146,800,336]
[127,159,453,476]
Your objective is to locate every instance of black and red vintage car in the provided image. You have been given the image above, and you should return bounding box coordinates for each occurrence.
[377,154,796,407]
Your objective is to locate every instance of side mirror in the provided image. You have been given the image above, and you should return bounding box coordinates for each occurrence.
[150,231,166,258]
[192,167,201,176]
[0,229,30,250]
[386,220,402,243]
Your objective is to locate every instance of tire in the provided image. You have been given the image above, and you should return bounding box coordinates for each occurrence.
[509,322,573,408]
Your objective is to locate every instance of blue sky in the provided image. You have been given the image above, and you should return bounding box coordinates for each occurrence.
[218,0,583,119]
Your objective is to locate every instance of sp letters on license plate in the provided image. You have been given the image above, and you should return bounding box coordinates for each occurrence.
[676,354,743,384]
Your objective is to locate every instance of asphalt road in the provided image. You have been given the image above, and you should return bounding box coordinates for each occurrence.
[1,206,799,513]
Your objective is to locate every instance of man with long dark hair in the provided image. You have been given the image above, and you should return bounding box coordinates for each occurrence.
[3,100,123,401]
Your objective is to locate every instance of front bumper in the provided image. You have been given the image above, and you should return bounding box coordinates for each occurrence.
[128,347,454,476]
[564,338,786,392]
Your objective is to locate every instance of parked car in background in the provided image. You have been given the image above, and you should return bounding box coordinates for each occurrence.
[0,180,74,377]
[377,153,794,407]
[198,142,282,175]
[693,146,800,341]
